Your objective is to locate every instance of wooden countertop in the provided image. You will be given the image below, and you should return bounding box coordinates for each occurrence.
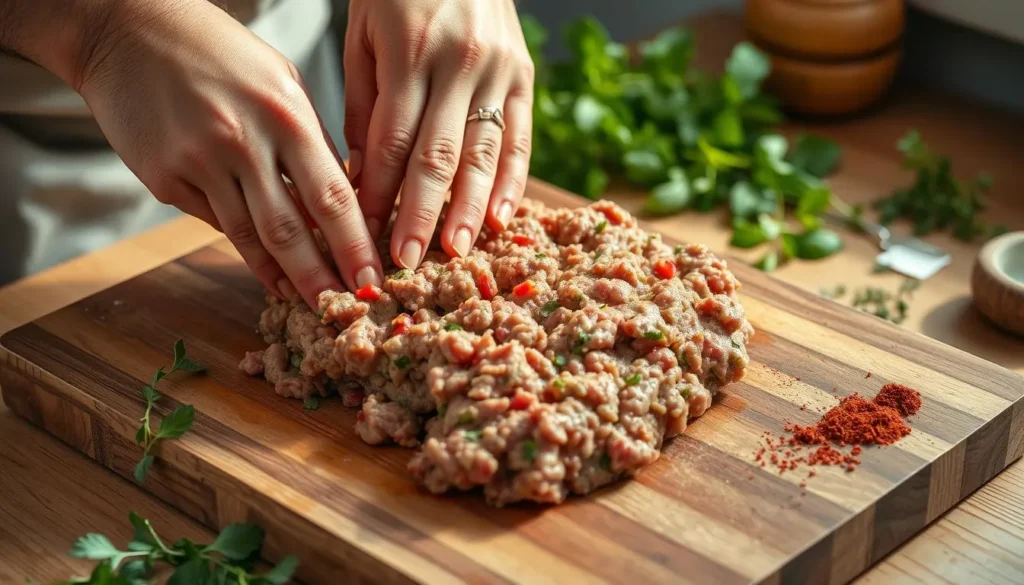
[2,11,1022,585]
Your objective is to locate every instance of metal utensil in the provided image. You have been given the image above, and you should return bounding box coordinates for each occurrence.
[827,211,951,280]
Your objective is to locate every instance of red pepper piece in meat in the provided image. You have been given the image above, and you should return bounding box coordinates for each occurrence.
[355,284,381,301]
[653,259,676,279]
[512,280,537,298]
[708,276,726,294]
[477,274,497,300]
[512,234,534,246]
[509,389,535,410]
[391,314,413,336]
[601,207,625,225]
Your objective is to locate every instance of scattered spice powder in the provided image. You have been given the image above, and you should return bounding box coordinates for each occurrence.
[755,384,923,483]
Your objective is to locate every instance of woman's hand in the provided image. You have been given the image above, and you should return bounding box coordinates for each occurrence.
[76,0,382,307]
[345,0,534,269]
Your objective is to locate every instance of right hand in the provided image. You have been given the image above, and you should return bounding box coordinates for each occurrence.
[74,0,382,307]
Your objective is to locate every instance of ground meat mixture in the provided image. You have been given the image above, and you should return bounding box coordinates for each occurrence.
[240,200,754,506]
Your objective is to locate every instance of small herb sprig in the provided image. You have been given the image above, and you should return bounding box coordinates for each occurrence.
[820,279,920,325]
[53,512,298,585]
[874,130,1006,242]
[134,340,205,483]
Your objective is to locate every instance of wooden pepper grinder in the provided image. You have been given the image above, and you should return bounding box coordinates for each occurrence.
[745,0,905,116]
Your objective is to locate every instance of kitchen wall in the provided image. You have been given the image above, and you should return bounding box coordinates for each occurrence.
[518,0,1024,115]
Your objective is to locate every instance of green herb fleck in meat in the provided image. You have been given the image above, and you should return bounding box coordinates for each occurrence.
[643,330,664,341]
[437,403,448,418]
[681,387,692,400]
[540,300,560,317]
[599,453,612,471]
[444,322,464,331]
[457,411,475,426]
[394,355,412,369]
[593,250,603,260]
[535,253,547,259]
[464,429,482,442]
[392,268,411,280]
[595,220,608,235]
[552,354,567,368]
[673,245,684,254]
[552,378,567,389]
[303,396,320,411]
[522,439,538,462]
[573,332,592,355]
[625,373,642,385]
[289,353,303,369]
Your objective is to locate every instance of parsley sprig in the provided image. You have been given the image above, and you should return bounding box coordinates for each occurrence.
[521,16,847,270]
[874,130,1005,242]
[53,512,298,585]
[134,340,205,483]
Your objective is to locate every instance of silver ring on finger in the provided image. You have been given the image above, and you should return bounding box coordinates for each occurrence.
[466,106,505,132]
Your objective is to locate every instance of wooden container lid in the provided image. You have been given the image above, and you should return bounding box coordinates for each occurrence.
[746,0,905,60]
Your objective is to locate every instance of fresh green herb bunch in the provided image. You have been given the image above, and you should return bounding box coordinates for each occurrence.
[874,130,1006,242]
[821,279,920,325]
[521,16,846,270]
[53,513,298,585]
[134,340,205,483]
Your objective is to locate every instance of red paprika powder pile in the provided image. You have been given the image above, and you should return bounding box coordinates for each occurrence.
[755,383,922,479]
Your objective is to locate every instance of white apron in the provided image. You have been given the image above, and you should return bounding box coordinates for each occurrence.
[0,0,348,285]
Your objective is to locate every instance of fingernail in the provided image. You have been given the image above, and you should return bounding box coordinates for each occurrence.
[398,239,423,269]
[277,278,298,301]
[366,218,381,241]
[452,227,472,257]
[496,202,513,230]
[355,265,381,288]
[348,151,362,182]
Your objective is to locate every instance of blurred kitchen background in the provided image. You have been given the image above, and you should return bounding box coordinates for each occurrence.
[517,0,1024,115]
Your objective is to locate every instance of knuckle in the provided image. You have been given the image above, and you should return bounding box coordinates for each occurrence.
[261,210,307,250]
[416,137,459,186]
[518,59,536,87]
[508,133,533,161]
[224,217,263,249]
[462,133,501,176]
[406,204,441,232]
[259,77,308,134]
[208,113,246,152]
[377,128,416,169]
[452,37,487,71]
[309,179,357,220]
[290,263,331,293]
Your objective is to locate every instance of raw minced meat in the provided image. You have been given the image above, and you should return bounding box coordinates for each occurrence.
[241,199,754,506]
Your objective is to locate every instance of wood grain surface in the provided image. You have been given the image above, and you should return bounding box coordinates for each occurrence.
[2,182,1022,585]
[1,11,1023,585]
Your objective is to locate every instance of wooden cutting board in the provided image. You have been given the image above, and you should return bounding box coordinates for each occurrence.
[2,182,1022,585]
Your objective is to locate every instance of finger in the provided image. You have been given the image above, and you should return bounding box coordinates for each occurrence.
[444,92,507,258]
[286,61,351,181]
[203,176,289,299]
[240,161,342,308]
[487,80,533,232]
[391,75,475,270]
[281,131,383,292]
[357,71,428,242]
[342,27,377,190]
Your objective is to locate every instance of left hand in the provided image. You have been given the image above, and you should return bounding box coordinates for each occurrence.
[344,0,534,269]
